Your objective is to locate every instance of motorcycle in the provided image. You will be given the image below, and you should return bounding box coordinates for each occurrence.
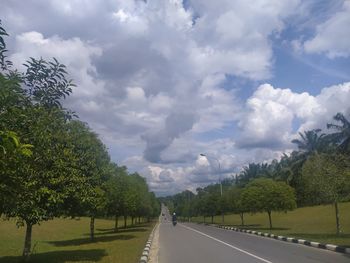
[172,220,177,226]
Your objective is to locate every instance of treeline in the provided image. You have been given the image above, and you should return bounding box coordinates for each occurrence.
[161,115,350,235]
[0,22,160,259]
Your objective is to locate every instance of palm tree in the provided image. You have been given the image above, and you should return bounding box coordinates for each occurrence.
[291,129,327,155]
[327,112,350,153]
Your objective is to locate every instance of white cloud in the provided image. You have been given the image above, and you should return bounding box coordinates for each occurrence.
[10,31,104,98]
[237,82,350,149]
[2,0,349,196]
[303,0,350,58]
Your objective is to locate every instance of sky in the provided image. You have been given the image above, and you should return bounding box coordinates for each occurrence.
[1,0,350,196]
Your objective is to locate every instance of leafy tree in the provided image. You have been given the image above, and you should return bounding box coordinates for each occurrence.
[0,21,81,258]
[224,186,247,226]
[241,178,296,229]
[105,165,129,232]
[327,113,350,153]
[302,153,350,234]
[0,107,81,258]
[63,120,111,241]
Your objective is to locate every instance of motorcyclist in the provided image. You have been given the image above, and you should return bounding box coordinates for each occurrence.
[172,212,177,226]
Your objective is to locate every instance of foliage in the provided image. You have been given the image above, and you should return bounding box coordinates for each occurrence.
[302,153,350,204]
[240,178,296,228]
[327,113,350,153]
[0,22,159,259]
[302,153,350,234]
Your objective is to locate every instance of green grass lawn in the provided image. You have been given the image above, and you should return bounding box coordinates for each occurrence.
[0,217,155,263]
[192,202,350,247]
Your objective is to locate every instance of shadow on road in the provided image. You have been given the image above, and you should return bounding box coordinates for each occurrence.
[0,249,107,263]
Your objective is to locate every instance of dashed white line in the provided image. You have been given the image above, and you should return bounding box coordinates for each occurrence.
[180,224,273,263]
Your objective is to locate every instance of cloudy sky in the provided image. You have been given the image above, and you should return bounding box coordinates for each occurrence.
[1,0,350,195]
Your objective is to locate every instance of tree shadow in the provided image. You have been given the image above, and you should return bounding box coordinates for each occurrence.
[244,227,291,231]
[47,234,135,247]
[227,224,261,228]
[84,228,147,236]
[0,249,106,263]
[224,224,290,231]
[97,223,149,232]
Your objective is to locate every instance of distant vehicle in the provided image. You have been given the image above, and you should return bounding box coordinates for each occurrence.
[172,212,177,226]
[162,213,165,216]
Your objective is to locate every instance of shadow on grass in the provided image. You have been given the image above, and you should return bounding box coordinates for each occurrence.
[47,234,135,247]
[225,224,261,228]
[0,249,106,263]
[97,223,149,232]
[244,227,291,231]
[84,228,147,236]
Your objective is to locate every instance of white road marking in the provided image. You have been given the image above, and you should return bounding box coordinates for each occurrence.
[180,224,273,263]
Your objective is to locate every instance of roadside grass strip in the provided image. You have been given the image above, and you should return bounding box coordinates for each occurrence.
[139,223,158,263]
[215,224,350,255]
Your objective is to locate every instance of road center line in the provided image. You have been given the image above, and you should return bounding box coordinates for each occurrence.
[180,224,273,263]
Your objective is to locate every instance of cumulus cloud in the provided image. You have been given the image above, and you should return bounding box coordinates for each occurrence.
[237,82,350,149]
[303,0,350,58]
[1,0,349,195]
[10,31,104,98]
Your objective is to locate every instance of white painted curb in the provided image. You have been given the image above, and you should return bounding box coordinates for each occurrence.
[212,224,349,254]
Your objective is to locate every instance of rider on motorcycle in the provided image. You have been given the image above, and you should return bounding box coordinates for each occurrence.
[172,212,177,226]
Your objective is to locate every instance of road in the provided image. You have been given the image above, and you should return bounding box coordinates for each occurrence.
[158,208,350,263]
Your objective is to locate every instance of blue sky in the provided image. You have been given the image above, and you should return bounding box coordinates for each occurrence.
[1,0,349,195]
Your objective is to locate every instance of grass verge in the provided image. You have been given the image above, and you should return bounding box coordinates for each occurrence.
[0,217,155,263]
[192,202,350,247]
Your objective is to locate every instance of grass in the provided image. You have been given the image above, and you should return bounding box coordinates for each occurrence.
[192,202,350,247]
[0,217,155,263]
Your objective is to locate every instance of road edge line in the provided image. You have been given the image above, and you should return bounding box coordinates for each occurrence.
[213,224,349,255]
[180,223,272,263]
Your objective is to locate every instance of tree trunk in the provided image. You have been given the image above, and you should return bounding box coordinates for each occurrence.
[240,212,245,226]
[211,215,214,224]
[222,213,225,224]
[114,215,119,232]
[131,217,134,225]
[335,202,341,235]
[267,211,272,229]
[203,216,205,223]
[124,215,127,228]
[22,221,32,260]
[90,216,95,241]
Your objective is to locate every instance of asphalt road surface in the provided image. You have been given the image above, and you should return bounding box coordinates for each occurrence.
[159,208,350,263]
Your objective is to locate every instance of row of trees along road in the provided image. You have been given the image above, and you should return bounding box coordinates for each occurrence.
[161,115,350,235]
[0,22,160,260]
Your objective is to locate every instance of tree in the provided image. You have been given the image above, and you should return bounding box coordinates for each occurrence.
[327,113,350,153]
[224,186,247,226]
[0,107,82,258]
[63,120,111,241]
[0,21,83,258]
[291,129,327,155]
[302,153,350,234]
[241,178,296,229]
[105,165,129,232]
